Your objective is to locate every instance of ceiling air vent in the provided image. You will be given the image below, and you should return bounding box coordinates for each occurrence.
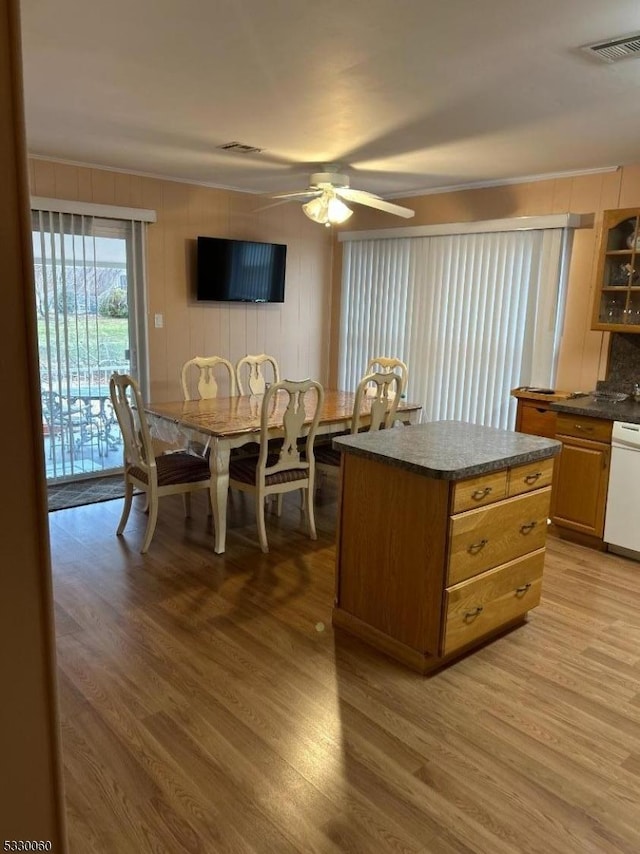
[582,32,640,63]
[217,141,262,154]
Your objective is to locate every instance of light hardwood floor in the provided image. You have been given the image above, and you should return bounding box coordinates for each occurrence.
[49,486,640,853]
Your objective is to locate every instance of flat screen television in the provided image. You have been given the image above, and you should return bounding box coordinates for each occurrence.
[197,236,287,303]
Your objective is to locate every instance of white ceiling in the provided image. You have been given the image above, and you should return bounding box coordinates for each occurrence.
[18,0,640,199]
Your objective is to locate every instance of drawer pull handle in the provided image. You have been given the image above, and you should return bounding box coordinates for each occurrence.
[574,423,594,432]
[520,521,538,534]
[524,471,542,484]
[467,538,488,554]
[471,486,492,500]
[464,606,484,621]
[515,582,532,595]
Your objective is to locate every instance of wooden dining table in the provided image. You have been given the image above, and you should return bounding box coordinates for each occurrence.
[144,389,422,554]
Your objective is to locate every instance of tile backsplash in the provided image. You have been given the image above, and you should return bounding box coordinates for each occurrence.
[603,333,640,393]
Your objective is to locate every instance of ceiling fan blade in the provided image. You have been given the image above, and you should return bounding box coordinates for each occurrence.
[270,190,321,200]
[338,188,382,202]
[337,189,415,218]
[252,198,298,213]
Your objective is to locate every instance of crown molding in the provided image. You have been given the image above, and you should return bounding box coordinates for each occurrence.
[394,166,620,199]
[28,155,621,201]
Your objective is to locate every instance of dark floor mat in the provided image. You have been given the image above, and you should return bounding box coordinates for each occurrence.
[48,475,128,511]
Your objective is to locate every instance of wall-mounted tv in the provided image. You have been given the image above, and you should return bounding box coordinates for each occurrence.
[197,236,287,303]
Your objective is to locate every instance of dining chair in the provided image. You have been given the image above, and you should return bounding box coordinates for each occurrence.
[228,378,324,553]
[366,356,408,395]
[109,373,213,554]
[315,370,401,476]
[235,353,280,396]
[181,356,237,400]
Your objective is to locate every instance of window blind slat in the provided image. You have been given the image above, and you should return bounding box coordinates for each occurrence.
[340,226,570,429]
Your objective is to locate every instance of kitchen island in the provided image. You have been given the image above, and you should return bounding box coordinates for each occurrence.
[332,421,561,673]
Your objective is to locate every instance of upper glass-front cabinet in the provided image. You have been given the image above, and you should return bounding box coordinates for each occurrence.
[592,208,640,331]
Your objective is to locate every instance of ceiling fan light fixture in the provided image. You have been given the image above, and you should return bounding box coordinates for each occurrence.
[302,193,353,227]
[302,195,329,223]
[327,196,353,224]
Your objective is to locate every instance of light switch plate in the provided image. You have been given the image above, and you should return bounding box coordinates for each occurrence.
[154,313,164,328]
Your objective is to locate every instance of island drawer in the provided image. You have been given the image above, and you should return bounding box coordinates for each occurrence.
[447,487,551,585]
[442,549,544,655]
[556,413,612,443]
[451,470,508,513]
[508,457,554,497]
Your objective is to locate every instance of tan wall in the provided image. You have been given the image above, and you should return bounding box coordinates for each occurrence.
[29,160,334,401]
[31,161,640,403]
[330,167,640,393]
[0,0,66,846]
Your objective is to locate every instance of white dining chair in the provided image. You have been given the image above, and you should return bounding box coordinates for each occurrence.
[315,370,401,478]
[228,378,324,552]
[109,373,213,553]
[366,356,408,395]
[181,356,237,400]
[235,353,280,396]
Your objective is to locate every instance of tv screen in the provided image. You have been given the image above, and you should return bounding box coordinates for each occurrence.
[197,237,287,303]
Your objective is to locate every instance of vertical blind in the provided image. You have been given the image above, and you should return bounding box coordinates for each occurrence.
[339,227,570,429]
[32,208,149,480]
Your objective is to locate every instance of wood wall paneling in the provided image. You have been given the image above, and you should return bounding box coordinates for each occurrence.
[28,159,333,402]
[617,164,640,208]
[28,155,640,400]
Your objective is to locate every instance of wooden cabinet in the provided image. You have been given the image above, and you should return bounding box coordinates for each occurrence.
[333,452,554,674]
[512,388,574,439]
[442,550,544,656]
[512,389,573,518]
[514,391,613,544]
[516,399,558,438]
[448,484,551,585]
[551,414,611,539]
[592,208,640,332]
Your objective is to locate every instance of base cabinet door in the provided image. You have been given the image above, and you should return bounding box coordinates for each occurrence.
[552,437,610,537]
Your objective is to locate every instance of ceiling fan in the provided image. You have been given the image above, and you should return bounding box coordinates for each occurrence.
[263,170,415,227]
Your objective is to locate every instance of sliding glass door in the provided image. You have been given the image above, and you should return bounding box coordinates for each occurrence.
[339,226,571,430]
[33,210,147,482]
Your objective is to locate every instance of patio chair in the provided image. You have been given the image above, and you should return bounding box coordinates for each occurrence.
[41,390,92,460]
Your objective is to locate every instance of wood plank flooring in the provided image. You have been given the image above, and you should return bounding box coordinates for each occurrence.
[49,486,640,853]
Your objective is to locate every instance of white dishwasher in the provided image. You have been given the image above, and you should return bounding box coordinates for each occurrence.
[604,420,640,559]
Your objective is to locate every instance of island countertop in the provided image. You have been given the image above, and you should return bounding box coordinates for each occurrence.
[333,420,561,480]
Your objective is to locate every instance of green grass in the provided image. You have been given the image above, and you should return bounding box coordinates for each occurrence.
[37,315,129,376]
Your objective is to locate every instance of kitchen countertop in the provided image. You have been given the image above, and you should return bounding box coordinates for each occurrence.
[511,387,575,403]
[333,420,560,480]
[550,396,640,424]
